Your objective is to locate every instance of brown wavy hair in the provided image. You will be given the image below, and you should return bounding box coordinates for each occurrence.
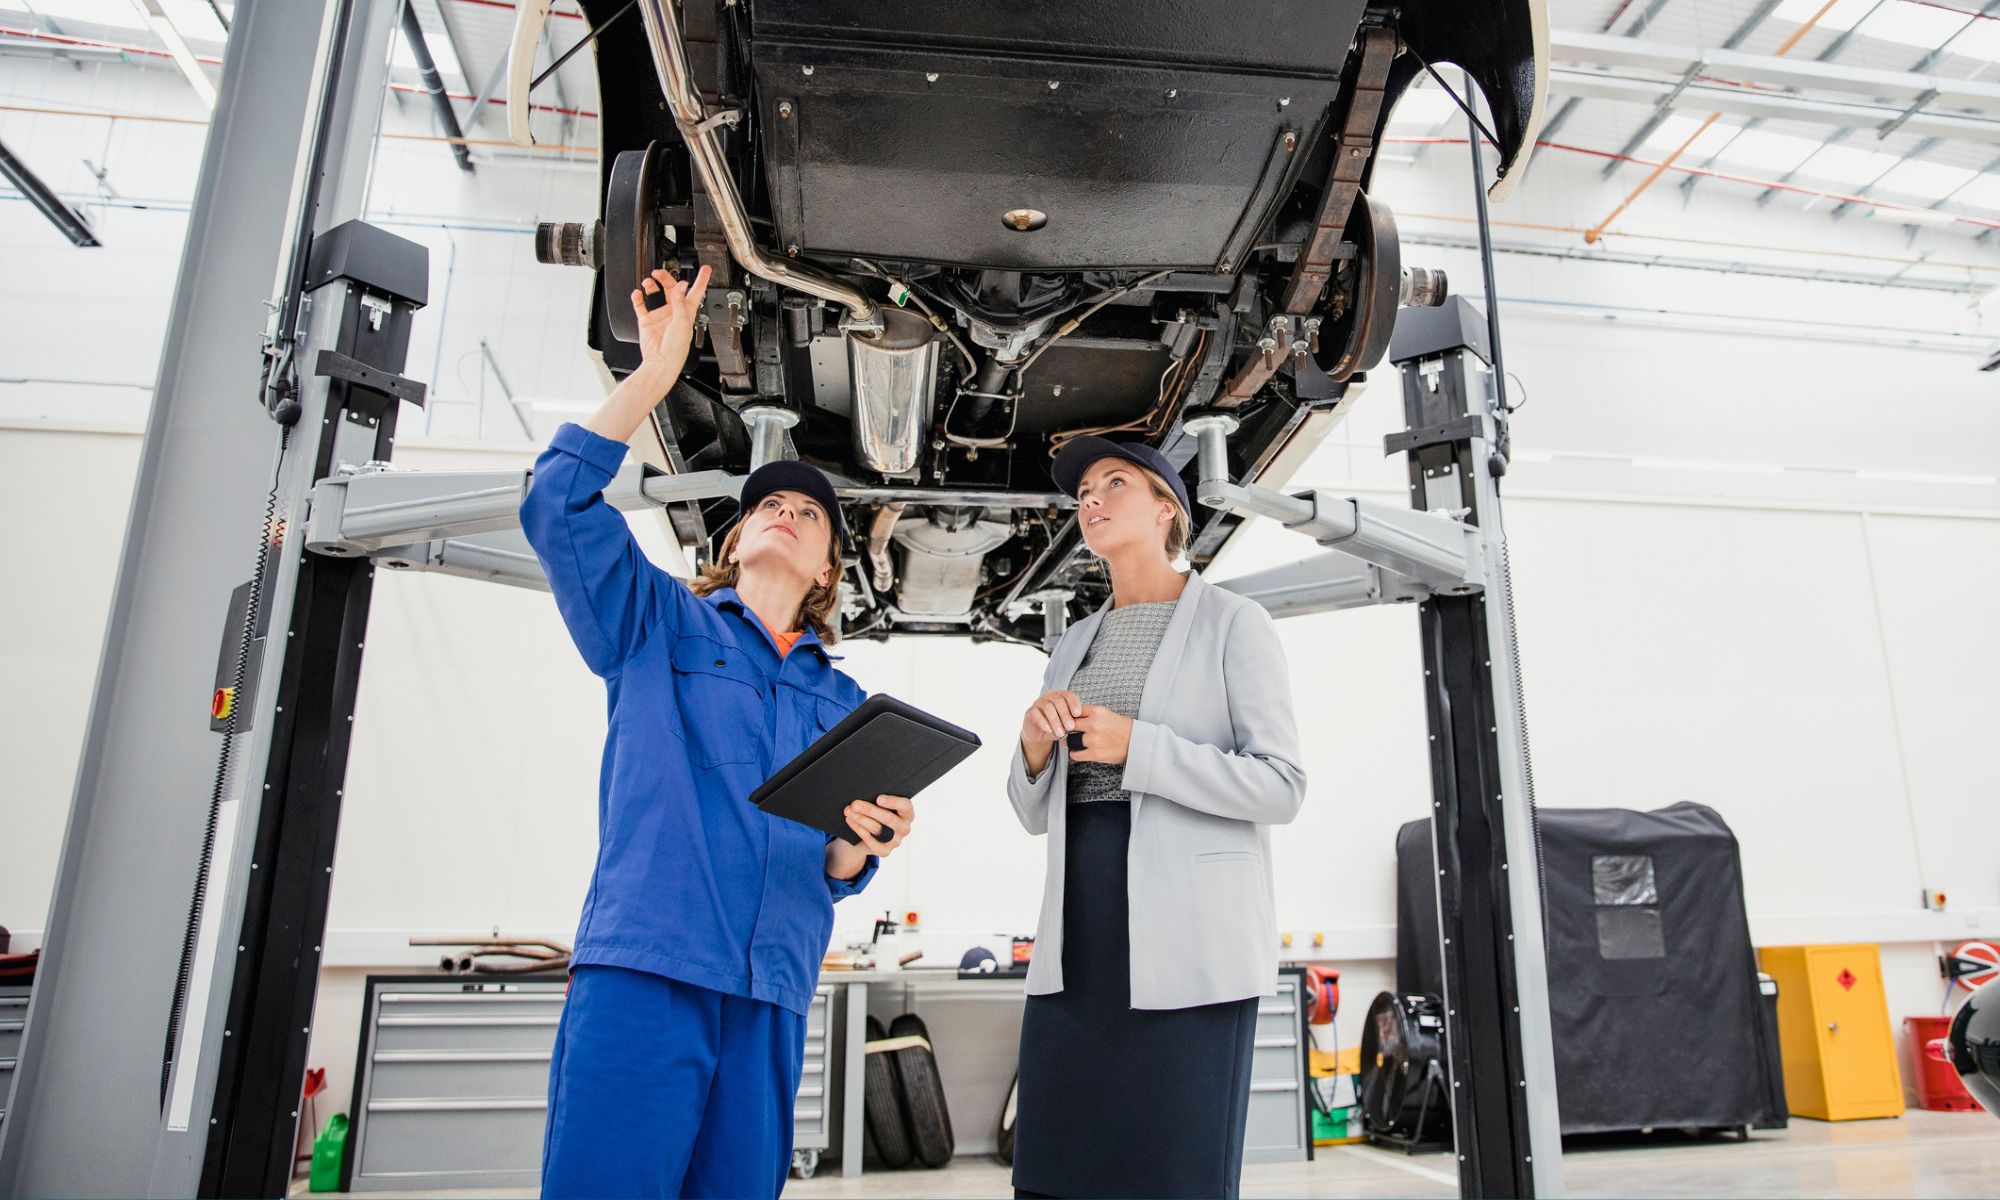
[689,516,844,644]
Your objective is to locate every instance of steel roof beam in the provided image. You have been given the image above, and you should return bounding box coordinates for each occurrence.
[1581,0,1784,179]
[1552,28,2000,111]
[1539,0,1683,143]
[1552,68,2000,143]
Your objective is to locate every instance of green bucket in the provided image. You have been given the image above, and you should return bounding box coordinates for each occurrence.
[308,1112,349,1192]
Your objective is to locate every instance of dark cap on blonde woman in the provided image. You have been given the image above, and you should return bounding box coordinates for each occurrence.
[1049,436,1191,517]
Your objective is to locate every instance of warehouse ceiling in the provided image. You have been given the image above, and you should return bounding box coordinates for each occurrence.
[4,0,2000,289]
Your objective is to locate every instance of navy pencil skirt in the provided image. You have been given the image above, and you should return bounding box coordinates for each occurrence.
[1012,801,1259,1199]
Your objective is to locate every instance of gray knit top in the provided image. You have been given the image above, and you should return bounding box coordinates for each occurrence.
[1066,600,1177,805]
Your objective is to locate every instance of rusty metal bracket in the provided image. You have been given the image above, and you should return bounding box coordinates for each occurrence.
[1217,26,1398,409]
[691,180,754,392]
[1280,25,1396,316]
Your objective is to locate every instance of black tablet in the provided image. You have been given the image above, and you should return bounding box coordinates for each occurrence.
[750,694,982,843]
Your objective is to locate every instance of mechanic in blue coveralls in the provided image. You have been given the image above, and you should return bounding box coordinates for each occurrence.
[521,263,915,1198]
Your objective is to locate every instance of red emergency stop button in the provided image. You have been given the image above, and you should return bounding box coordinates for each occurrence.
[212,687,235,720]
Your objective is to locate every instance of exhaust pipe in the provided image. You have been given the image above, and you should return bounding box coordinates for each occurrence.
[849,308,939,475]
[634,0,882,337]
[868,502,906,593]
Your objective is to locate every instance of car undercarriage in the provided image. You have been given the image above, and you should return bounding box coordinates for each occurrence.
[531,0,1548,644]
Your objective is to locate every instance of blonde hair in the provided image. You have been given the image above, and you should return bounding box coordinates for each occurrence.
[690,518,843,644]
[1138,466,1193,561]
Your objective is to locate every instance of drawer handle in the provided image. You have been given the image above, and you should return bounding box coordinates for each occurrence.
[373,1050,551,1064]
[378,1016,561,1027]
[1255,1036,1297,1050]
[1250,1080,1300,1094]
[380,993,563,1005]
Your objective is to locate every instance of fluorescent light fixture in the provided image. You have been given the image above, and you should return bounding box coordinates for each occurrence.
[1873,159,1978,201]
[1388,86,1457,128]
[1645,114,1741,160]
[1856,469,1999,486]
[1631,456,1785,475]
[1507,449,1553,463]
[128,0,215,108]
[1798,143,1906,187]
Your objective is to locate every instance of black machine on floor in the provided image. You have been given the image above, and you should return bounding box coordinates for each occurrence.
[1391,803,1788,1138]
[1359,992,1452,1153]
[1949,977,2000,1118]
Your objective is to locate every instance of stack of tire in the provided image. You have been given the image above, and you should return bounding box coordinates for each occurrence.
[863,1014,955,1169]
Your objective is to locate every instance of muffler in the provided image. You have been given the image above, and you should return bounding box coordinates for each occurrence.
[849,308,939,476]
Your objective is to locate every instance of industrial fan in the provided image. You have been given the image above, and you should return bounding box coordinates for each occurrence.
[1359,992,1452,1153]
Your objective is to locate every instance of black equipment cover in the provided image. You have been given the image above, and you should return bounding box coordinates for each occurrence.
[1395,802,1787,1134]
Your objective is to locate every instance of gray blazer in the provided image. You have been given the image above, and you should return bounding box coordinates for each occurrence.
[1007,570,1307,1010]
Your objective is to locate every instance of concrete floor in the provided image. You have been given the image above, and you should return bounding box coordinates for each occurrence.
[302,1110,2000,1198]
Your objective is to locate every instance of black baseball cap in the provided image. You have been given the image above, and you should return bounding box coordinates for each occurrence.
[1050,436,1191,516]
[734,459,846,543]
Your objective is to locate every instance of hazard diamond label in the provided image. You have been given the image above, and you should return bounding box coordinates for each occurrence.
[1838,969,1857,991]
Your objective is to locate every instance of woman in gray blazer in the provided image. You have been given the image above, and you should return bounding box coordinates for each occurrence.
[1006,436,1307,1199]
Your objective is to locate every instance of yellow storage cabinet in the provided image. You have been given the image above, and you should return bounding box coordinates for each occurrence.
[1758,943,1904,1121]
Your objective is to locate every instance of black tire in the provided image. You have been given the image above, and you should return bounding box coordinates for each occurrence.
[995,1072,1018,1165]
[864,1016,916,1169]
[889,1013,955,1168]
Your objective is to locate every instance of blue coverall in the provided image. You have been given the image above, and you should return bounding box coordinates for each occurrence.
[520,422,876,1198]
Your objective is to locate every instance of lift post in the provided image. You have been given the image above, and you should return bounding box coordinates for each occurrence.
[1201,295,1563,1196]
[0,2,422,1195]
[1393,299,1563,1197]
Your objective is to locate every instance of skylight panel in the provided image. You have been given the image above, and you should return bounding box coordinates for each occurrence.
[15,0,145,27]
[388,13,464,82]
[1770,0,1871,32]
[1712,129,1822,175]
[1644,114,1742,160]
[1388,86,1458,128]
[1872,159,1978,200]
[1796,143,1905,187]
[1862,2,1981,50]
[1951,174,2000,209]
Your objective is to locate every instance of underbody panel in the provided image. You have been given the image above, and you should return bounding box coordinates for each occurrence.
[545,0,1548,644]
